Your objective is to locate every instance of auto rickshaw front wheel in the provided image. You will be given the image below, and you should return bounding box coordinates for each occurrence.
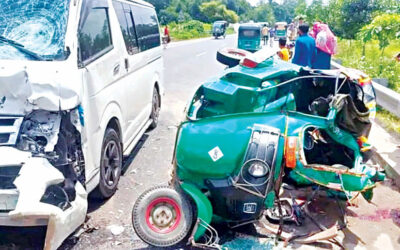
[132,185,194,247]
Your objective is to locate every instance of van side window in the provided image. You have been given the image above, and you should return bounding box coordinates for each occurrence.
[78,8,113,64]
[131,6,160,52]
[112,1,139,55]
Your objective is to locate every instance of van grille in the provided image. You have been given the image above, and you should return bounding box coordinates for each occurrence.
[0,165,21,190]
[0,117,24,146]
[0,134,9,143]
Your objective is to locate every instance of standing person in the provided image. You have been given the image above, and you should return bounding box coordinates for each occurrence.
[292,23,316,68]
[288,22,296,41]
[277,38,290,61]
[269,27,275,47]
[310,22,337,69]
[164,25,170,43]
[262,24,269,46]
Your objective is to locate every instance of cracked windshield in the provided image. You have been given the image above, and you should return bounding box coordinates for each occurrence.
[0,0,400,250]
[0,0,70,60]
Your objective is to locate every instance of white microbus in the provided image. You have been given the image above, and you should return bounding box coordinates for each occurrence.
[0,0,163,248]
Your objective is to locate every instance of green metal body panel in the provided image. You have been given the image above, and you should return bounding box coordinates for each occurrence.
[173,57,383,240]
[180,182,213,241]
[276,30,286,38]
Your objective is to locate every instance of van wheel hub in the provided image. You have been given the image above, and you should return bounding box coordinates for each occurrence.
[103,141,120,187]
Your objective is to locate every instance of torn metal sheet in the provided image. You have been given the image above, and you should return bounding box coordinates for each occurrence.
[0,106,87,249]
[0,67,81,115]
[0,146,87,250]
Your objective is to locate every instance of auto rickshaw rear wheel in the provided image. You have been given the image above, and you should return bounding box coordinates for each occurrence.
[132,185,194,247]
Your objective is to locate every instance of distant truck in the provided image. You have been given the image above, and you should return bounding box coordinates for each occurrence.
[212,21,228,39]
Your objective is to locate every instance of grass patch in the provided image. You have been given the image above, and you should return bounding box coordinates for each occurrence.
[376,108,400,136]
[226,27,235,35]
[335,39,400,92]
[165,21,235,41]
[167,21,211,41]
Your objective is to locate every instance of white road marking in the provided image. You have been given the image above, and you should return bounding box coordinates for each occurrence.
[196,52,206,57]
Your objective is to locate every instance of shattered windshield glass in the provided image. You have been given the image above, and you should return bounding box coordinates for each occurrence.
[0,0,71,61]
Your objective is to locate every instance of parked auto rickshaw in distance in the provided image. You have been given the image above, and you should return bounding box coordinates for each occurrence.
[212,21,228,39]
[238,23,262,52]
[275,21,288,40]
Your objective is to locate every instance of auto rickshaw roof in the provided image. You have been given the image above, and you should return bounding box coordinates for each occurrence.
[239,24,261,30]
[222,58,301,83]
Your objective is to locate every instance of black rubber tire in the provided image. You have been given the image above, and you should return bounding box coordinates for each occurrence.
[94,128,122,199]
[132,186,194,247]
[216,47,251,68]
[149,87,161,129]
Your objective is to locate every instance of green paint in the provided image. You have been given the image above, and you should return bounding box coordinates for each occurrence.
[180,182,213,241]
[172,57,384,240]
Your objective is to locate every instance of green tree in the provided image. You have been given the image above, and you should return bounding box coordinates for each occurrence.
[271,0,297,23]
[200,1,239,23]
[359,13,400,73]
[246,3,275,24]
[334,0,377,39]
[304,0,325,24]
[295,0,307,16]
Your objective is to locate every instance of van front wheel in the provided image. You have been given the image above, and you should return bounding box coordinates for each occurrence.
[149,87,160,129]
[95,128,122,199]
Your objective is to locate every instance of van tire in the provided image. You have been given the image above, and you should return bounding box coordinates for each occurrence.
[94,128,122,199]
[132,186,194,247]
[149,87,160,129]
[216,47,251,68]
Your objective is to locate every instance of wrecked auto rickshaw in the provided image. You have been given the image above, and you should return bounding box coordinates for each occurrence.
[0,0,163,248]
[132,51,383,248]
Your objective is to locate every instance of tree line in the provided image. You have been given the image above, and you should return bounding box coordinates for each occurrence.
[148,0,399,40]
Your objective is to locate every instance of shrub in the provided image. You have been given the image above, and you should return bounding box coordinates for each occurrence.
[335,39,400,92]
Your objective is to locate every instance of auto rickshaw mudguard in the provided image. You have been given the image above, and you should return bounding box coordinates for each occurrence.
[180,182,213,241]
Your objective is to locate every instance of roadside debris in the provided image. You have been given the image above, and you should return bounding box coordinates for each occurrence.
[107,225,125,236]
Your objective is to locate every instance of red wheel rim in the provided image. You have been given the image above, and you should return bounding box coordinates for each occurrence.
[145,197,182,234]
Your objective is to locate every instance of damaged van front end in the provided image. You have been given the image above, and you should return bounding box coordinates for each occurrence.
[0,67,88,249]
[0,0,91,248]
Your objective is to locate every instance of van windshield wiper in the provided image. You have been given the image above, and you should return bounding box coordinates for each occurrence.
[0,35,44,60]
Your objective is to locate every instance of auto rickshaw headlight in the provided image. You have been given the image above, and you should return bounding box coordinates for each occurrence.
[247,160,269,178]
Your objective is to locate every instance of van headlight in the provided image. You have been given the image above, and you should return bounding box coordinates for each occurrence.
[17,110,62,154]
[246,160,269,178]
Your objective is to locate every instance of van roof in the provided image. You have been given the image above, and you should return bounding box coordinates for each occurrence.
[124,0,154,8]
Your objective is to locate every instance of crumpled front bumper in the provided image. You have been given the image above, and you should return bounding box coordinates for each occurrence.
[0,147,88,250]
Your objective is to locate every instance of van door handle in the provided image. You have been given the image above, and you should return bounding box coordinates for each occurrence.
[113,64,120,75]
[124,58,129,70]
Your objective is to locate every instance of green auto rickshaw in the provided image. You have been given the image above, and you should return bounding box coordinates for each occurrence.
[132,51,383,248]
[238,24,262,52]
[212,21,228,39]
[275,21,288,40]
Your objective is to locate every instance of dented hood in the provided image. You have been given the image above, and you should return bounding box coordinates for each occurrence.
[0,62,82,115]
